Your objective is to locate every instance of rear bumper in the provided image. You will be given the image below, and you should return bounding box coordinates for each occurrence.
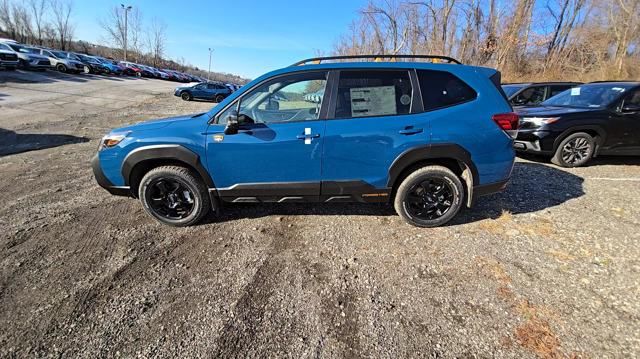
[514,129,556,155]
[91,154,131,197]
[473,178,510,198]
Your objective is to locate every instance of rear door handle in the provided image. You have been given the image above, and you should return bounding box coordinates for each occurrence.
[398,128,423,135]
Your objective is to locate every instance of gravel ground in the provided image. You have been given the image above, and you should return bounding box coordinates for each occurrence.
[1,70,639,358]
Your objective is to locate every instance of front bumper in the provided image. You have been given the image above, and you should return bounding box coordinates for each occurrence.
[0,59,19,67]
[26,59,52,68]
[91,154,131,197]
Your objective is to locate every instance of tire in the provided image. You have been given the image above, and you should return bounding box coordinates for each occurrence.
[215,94,225,103]
[181,92,192,101]
[83,65,90,74]
[138,166,211,227]
[136,72,142,78]
[394,165,464,228]
[103,68,110,75]
[551,132,595,168]
[56,63,67,72]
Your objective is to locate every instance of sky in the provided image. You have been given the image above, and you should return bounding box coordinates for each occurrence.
[72,0,367,79]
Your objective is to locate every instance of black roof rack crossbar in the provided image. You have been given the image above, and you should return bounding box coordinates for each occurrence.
[291,54,462,66]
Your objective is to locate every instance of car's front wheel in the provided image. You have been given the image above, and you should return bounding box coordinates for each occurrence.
[551,132,595,167]
[56,64,67,72]
[138,166,210,227]
[181,92,192,101]
[215,94,225,103]
[394,165,464,227]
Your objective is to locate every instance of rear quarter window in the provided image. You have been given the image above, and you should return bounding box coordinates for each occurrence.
[417,70,477,111]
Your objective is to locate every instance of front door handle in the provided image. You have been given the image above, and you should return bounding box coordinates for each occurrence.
[399,127,423,135]
[296,134,320,140]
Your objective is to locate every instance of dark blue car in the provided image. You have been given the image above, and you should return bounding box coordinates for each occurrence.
[92,55,517,227]
[175,82,232,102]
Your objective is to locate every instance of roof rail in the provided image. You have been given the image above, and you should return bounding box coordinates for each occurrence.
[588,80,639,83]
[291,54,462,67]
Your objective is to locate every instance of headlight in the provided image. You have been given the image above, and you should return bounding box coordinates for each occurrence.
[99,132,130,150]
[521,117,560,127]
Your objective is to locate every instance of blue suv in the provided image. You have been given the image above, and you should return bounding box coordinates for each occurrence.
[92,55,517,227]
[175,82,232,102]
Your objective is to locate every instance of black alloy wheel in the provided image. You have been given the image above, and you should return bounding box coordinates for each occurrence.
[405,178,455,220]
[138,166,211,227]
[394,165,464,227]
[146,178,195,220]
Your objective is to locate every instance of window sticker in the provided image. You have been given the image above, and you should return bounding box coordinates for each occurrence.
[350,86,397,117]
[571,88,580,96]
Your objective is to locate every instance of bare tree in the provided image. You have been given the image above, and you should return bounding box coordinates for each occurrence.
[146,17,166,67]
[99,6,127,58]
[51,0,74,50]
[28,0,48,45]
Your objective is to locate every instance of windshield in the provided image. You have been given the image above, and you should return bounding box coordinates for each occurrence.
[502,84,526,98]
[542,84,633,108]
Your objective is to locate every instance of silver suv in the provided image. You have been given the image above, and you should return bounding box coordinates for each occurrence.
[36,48,86,73]
[0,42,51,70]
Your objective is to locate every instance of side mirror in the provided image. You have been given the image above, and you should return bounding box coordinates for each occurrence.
[621,104,640,113]
[224,114,239,135]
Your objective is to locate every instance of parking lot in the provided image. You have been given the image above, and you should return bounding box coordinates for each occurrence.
[1,70,639,358]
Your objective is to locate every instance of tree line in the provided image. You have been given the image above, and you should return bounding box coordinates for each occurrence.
[0,0,248,84]
[332,0,640,81]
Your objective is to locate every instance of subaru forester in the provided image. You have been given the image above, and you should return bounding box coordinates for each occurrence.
[92,55,517,227]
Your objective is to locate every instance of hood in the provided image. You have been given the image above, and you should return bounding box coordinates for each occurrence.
[114,113,206,133]
[515,105,601,117]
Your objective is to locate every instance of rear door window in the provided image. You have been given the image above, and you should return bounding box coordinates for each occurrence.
[417,70,477,111]
[513,86,547,105]
[334,70,413,119]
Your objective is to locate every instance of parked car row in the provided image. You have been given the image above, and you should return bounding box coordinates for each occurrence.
[0,38,212,84]
[504,81,640,167]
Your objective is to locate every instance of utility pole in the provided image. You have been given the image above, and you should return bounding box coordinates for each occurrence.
[121,4,132,61]
[207,48,214,81]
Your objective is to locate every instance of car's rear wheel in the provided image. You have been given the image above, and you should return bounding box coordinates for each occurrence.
[181,92,192,101]
[83,65,90,74]
[138,166,210,227]
[56,63,67,72]
[215,94,225,103]
[394,165,464,227]
[551,132,595,167]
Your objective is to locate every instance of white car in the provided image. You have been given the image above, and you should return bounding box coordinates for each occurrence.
[0,43,19,70]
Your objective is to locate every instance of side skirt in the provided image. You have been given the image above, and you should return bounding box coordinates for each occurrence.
[215,181,391,204]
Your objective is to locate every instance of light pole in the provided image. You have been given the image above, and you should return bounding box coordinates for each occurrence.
[207,48,214,81]
[121,4,132,61]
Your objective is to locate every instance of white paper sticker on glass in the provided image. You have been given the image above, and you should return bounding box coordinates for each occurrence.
[350,86,397,117]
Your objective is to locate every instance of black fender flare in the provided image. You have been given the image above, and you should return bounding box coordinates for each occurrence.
[552,125,607,153]
[121,144,215,188]
[387,144,479,207]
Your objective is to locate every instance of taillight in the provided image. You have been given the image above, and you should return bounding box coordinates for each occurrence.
[492,112,519,138]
